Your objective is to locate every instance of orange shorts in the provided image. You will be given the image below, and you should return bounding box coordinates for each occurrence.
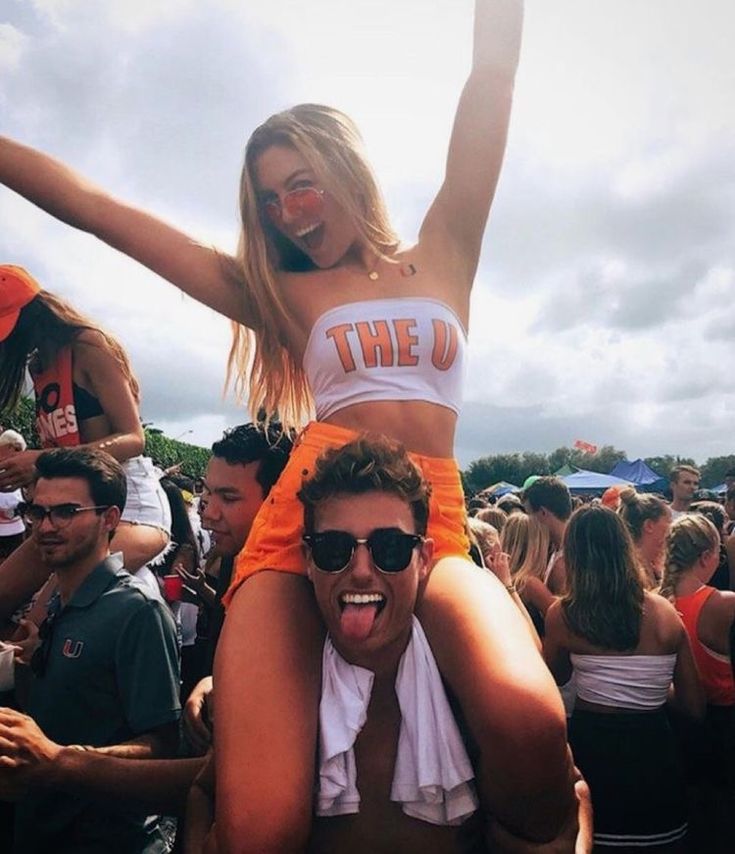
[222,421,469,608]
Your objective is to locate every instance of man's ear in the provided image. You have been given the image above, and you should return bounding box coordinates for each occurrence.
[418,537,434,582]
[103,505,122,533]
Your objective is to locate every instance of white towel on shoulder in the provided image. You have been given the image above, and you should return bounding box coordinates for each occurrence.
[317,616,478,825]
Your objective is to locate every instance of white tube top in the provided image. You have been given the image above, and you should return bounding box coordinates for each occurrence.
[302,298,466,421]
[570,653,677,711]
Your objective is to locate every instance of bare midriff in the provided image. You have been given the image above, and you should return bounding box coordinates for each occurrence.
[324,399,458,459]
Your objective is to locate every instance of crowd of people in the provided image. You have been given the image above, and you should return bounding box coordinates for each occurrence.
[0,0,730,851]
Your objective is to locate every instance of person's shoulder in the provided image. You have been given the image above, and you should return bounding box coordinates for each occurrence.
[705,587,735,619]
[645,591,687,644]
[72,328,108,351]
[106,569,169,613]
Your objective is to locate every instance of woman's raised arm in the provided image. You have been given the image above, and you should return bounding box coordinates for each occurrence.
[420,0,523,285]
[0,136,251,324]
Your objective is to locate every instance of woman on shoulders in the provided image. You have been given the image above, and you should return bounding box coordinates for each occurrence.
[544,504,703,852]
[0,3,578,849]
[0,266,171,619]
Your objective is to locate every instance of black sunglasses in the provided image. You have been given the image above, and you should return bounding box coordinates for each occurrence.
[303,528,423,574]
[21,502,109,529]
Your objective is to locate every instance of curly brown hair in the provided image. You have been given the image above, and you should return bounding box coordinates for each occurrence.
[298,434,430,535]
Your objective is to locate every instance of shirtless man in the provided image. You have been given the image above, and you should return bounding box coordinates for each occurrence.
[298,436,588,853]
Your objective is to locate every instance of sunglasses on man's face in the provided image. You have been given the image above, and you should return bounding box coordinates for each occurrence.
[303,528,424,575]
[21,502,109,529]
[262,187,325,225]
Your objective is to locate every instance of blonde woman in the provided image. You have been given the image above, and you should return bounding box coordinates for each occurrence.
[0,4,578,849]
[0,267,170,620]
[618,487,672,589]
[501,512,554,635]
[661,514,735,848]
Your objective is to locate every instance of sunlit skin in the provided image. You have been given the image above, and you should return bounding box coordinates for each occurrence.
[256,141,467,461]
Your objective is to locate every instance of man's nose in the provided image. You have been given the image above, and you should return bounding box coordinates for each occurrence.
[37,513,57,532]
[201,499,220,524]
[347,542,377,583]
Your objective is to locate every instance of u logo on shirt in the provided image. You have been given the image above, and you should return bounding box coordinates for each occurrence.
[62,638,84,659]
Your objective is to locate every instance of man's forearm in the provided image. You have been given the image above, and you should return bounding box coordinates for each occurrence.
[44,750,205,814]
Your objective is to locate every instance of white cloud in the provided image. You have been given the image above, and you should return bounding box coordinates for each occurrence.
[1,0,734,465]
[0,22,26,71]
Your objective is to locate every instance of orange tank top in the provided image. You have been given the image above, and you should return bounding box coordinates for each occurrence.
[676,586,735,706]
[32,347,81,448]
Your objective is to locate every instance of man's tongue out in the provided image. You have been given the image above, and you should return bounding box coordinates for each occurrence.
[340,602,380,641]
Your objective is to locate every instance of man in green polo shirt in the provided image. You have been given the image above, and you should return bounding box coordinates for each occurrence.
[3,448,181,853]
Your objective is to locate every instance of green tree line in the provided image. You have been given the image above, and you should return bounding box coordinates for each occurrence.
[4,397,735,489]
[1,397,210,478]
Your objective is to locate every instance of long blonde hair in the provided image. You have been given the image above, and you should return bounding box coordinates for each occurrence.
[660,514,719,600]
[501,513,550,594]
[227,104,400,430]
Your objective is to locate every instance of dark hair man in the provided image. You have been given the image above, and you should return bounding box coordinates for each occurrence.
[0,426,294,846]
[0,448,181,853]
[298,437,587,852]
[523,476,573,595]
[181,422,293,747]
[669,465,700,519]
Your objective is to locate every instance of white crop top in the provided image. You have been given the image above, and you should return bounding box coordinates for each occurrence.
[303,298,466,421]
[571,653,676,711]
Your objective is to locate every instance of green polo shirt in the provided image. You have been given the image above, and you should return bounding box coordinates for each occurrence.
[15,554,181,853]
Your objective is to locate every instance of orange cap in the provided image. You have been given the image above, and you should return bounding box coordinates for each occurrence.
[0,265,41,341]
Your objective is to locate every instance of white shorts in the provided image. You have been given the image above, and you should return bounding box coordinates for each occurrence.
[120,456,172,535]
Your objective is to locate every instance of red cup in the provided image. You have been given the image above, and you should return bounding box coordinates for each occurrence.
[162,574,183,602]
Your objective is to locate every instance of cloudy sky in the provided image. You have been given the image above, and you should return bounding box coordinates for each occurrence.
[1,0,733,467]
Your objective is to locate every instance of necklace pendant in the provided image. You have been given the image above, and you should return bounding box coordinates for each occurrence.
[368,271,379,281]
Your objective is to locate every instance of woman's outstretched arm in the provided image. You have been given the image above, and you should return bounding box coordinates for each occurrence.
[0,136,250,324]
[420,0,524,285]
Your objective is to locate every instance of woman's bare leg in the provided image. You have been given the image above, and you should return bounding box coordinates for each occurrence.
[0,523,167,623]
[417,555,576,846]
[214,571,324,853]
[111,521,169,572]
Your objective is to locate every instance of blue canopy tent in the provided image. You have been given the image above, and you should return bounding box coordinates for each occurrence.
[486,481,521,497]
[609,459,667,494]
[561,469,633,495]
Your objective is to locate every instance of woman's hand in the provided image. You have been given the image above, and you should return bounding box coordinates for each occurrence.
[487,542,513,587]
[0,450,41,491]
